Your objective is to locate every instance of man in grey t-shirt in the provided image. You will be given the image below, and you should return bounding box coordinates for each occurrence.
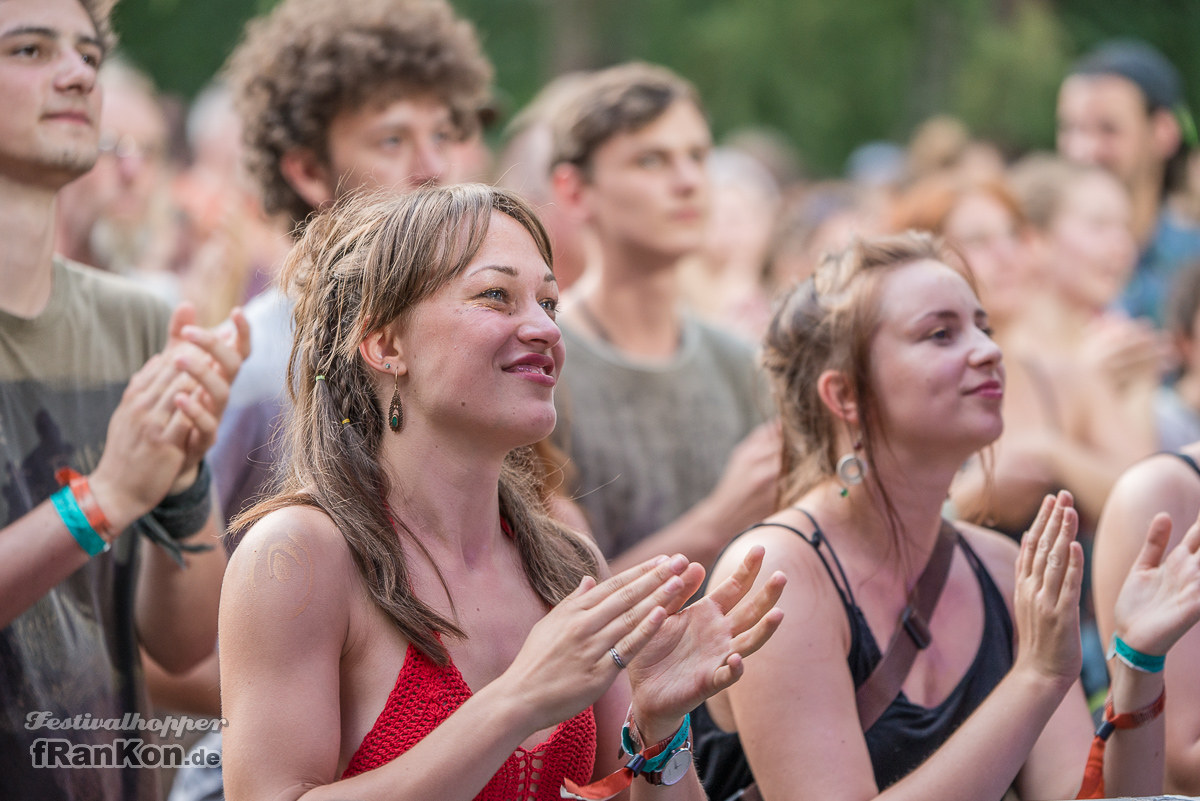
[548,62,780,570]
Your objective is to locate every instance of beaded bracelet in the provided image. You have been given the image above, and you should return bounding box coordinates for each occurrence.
[1106,633,1165,674]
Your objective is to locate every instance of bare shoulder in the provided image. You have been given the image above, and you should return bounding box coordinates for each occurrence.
[1109,452,1200,512]
[223,504,359,628]
[711,511,837,600]
[1101,450,1200,552]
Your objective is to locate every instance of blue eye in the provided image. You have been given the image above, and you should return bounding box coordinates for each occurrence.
[540,298,558,317]
[482,288,507,302]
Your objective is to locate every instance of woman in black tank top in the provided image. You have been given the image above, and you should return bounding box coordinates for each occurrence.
[695,233,1200,801]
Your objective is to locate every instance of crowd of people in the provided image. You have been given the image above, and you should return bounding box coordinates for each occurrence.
[4,0,1200,799]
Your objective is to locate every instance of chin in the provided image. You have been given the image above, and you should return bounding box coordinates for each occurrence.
[509,414,558,449]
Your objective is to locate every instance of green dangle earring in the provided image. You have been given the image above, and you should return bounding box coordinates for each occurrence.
[386,364,403,433]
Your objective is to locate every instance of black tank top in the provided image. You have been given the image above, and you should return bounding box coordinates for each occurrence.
[693,512,1015,799]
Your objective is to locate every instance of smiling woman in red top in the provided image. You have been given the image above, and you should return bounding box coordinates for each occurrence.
[217,182,786,801]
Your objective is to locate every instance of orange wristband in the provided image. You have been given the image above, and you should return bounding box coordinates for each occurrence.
[55,468,115,544]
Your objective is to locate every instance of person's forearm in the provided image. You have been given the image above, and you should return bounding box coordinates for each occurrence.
[1100,661,1167,798]
[136,510,226,673]
[880,668,1069,801]
[609,498,734,572]
[1047,443,1127,524]
[0,502,94,627]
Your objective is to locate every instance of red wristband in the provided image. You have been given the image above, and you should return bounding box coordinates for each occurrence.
[1076,688,1165,799]
[56,468,115,544]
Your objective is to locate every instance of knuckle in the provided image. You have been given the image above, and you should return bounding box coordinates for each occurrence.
[621,607,641,630]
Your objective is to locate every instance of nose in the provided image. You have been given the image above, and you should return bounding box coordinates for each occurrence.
[54,51,98,95]
[518,301,562,349]
[1059,128,1103,168]
[672,155,707,195]
[409,135,449,187]
[969,325,1003,368]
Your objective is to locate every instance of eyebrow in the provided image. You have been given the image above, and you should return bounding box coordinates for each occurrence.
[913,307,990,328]
[0,25,105,53]
[470,264,557,284]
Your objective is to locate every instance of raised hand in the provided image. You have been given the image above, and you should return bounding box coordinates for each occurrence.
[495,555,698,733]
[1013,491,1085,685]
[627,545,786,738]
[88,304,250,523]
[1111,510,1200,657]
[163,303,251,489]
[87,353,206,529]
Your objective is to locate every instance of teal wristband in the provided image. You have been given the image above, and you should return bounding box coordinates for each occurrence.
[622,712,690,772]
[1108,634,1165,674]
[51,486,110,557]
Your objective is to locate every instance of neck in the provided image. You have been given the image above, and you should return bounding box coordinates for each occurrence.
[0,178,60,317]
[812,446,959,580]
[378,421,509,563]
[1128,171,1163,248]
[568,237,688,359]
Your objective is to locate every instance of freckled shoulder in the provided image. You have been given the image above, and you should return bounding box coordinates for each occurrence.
[223,505,359,624]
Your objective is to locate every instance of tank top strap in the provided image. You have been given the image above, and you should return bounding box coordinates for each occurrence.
[741,508,859,611]
[1165,450,1200,480]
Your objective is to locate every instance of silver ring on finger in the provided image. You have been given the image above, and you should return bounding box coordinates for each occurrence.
[609,647,627,670]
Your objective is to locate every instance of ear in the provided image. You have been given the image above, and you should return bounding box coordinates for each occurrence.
[550,162,591,225]
[358,324,408,378]
[816,368,859,424]
[280,147,336,212]
[1151,107,1183,162]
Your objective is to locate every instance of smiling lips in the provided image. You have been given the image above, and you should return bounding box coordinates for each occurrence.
[965,379,1003,399]
[505,353,556,386]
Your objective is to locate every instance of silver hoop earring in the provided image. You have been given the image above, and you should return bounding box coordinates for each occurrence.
[836,451,866,495]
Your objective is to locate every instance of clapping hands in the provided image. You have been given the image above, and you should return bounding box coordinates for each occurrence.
[1111,509,1200,659]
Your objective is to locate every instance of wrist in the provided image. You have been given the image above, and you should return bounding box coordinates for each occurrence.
[168,464,200,497]
[628,704,687,746]
[1011,656,1078,700]
[1106,637,1166,714]
[1108,627,1166,664]
[1106,632,1165,672]
[86,471,149,532]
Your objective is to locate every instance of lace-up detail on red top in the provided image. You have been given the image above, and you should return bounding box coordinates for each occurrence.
[342,642,596,800]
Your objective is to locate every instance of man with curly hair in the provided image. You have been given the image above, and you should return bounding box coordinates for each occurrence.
[210,0,494,529]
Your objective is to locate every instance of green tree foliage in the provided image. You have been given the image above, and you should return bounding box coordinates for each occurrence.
[109,0,1194,177]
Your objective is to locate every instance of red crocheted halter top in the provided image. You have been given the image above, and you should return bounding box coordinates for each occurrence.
[342,642,596,800]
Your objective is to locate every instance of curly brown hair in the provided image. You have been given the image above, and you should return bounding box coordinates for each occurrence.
[226,0,492,227]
